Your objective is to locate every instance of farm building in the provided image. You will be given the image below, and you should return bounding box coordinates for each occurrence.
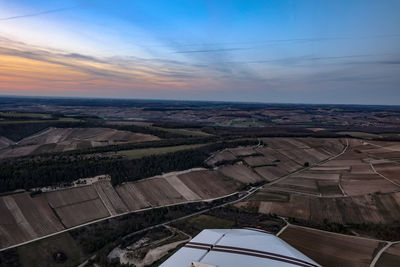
[160,228,321,267]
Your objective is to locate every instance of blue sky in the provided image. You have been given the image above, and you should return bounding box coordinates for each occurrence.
[0,0,399,104]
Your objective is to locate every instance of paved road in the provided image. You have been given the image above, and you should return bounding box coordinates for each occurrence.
[78,137,351,266]
[0,138,349,253]
[370,240,400,267]
[0,190,242,252]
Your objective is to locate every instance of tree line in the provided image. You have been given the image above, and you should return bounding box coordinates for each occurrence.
[0,140,257,193]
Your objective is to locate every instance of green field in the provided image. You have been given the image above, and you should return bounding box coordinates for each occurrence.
[230,119,267,127]
[105,121,153,126]
[151,126,211,136]
[117,143,207,159]
[106,121,211,136]
[17,232,86,267]
[0,112,53,119]
[0,117,81,124]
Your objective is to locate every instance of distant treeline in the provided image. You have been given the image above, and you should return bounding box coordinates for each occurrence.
[151,121,204,129]
[0,119,192,142]
[0,139,257,193]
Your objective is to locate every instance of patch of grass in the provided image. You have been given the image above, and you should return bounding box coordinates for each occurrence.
[105,121,153,127]
[117,143,207,159]
[17,232,86,267]
[32,143,58,154]
[0,112,53,119]
[58,117,82,122]
[317,183,343,195]
[151,126,210,137]
[108,121,211,137]
[0,118,81,124]
[230,119,266,127]
[249,191,290,202]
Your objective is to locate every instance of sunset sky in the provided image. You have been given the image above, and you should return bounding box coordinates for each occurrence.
[0,0,399,104]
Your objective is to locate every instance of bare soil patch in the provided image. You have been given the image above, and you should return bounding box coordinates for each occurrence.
[163,175,200,201]
[0,127,159,158]
[280,225,383,267]
[54,198,110,228]
[375,242,400,267]
[177,170,239,199]
[341,174,399,195]
[227,147,257,157]
[134,178,186,206]
[0,193,64,248]
[93,180,129,215]
[242,156,273,167]
[217,163,263,183]
[374,163,400,183]
[254,166,288,181]
[249,191,400,225]
[206,150,236,166]
[115,183,150,211]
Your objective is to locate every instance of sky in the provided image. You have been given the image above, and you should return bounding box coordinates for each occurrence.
[0,0,399,105]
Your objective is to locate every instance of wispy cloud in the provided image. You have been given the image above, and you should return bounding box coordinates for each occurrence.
[0,6,78,21]
[175,47,251,53]
[0,36,202,91]
[375,59,400,65]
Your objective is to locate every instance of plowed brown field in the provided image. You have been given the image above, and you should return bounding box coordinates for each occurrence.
[280,225,383,267]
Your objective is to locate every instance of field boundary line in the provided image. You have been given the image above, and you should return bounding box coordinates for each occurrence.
[264,187,400,198]
[0,138,348,252]
[370,162,400,187]
[369,241,400,267]
[286,223,389,243]
[276,224,289,237]
[364,142,400,152]
[93,183,114,216]
[0,189,245,252]
[338,174,347,196]
[15,127,53,145]
[262,187,322,197]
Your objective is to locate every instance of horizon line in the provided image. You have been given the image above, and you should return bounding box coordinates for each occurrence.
[0,93,399,108]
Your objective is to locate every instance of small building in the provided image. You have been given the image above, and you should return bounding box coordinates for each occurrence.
[160,228,321,267]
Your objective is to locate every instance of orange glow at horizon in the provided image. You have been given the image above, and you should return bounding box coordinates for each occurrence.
[0,44,194,95]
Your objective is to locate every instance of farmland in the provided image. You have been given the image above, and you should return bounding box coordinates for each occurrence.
[0,137,345,250]
[0,97,400,266]
[235,138,400,230]
[0,127,159,158]
[374,242,400,267]
[0,112,53,119]
[17,232,86,267]
[0,137,348,250]
[0,193,64,248]
[279,225,384,267]
[238,191,400,225]
[0,167,241,249]
[106,120,211,137]
[208,137,345,185]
